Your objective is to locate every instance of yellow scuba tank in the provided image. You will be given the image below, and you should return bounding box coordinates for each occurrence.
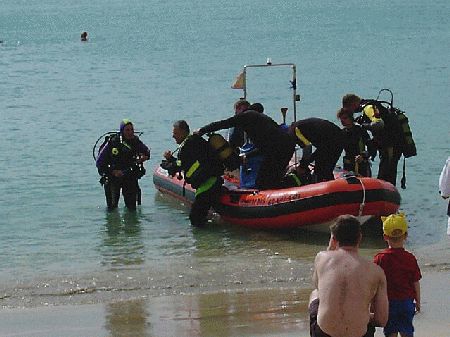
[362,98,416,158]
[208,133,240,171]
[362,105,382,123]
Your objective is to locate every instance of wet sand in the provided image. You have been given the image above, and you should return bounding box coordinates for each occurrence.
[1,268,448,337]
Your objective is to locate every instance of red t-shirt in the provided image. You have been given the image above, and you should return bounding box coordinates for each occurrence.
[373,248,422,300]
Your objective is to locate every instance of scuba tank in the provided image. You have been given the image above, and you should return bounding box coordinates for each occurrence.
[208,133,240,171]
[360,89,417,189]
[394,109,416,158]
[362,89,417,158]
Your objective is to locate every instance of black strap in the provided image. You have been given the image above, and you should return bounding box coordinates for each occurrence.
[401,157,406,189]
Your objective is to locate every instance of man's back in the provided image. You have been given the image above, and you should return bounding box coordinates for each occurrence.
[314,248,387,337]
[233,110,293,152]
[291,117,343,148]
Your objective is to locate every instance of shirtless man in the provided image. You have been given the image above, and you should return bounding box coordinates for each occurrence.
[309,215,388,337]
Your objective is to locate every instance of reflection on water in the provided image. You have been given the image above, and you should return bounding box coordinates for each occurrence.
[190,288,310,337]
[99,210,145,268]
[102,288,310,337]
[105,299,150,337]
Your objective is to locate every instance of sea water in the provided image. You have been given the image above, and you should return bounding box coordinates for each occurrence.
[1,0,449,309]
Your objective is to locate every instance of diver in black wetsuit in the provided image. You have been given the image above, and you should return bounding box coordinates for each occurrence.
[96,119,150,210]
[337,108,376,177]
[289,118,344,182]
[196,109,295,190]
[227,99,250,150]
[163,120,224,227]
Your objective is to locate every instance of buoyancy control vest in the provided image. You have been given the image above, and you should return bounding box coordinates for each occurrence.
[97,133,147,179]
[358,93,416,158]
[177,134,224,189]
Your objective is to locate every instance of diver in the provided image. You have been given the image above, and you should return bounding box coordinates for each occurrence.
[96,119,150,211]
[337,108,376,177]
[162,120,224,227]
[228,99,250,150]
[288,118,344,183]
[196,106,295,190]
[342,92,414,186]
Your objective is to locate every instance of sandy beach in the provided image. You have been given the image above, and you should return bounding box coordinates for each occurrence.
[1,266,448,337]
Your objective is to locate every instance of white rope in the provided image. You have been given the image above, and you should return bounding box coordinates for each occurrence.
[358,177,366,216]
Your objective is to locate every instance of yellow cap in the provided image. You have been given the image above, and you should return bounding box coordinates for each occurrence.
[381,213,408,237]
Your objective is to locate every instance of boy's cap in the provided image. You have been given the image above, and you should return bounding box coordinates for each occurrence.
[382,213,408,237]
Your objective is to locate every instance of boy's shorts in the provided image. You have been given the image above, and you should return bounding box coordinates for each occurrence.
[384,299,415,336]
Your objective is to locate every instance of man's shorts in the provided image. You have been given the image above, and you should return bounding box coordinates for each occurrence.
[384,299,415,336]
[309,298,332,337]
[309,298,375,337]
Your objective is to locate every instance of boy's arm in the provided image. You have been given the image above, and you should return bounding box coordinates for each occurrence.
[414,281,421,312]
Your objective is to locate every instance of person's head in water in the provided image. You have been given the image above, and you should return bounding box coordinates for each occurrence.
[120,119,134,140]
[172,120,190,145]
[249,102,264,113]
[81,31,88,41]
[329,215,362,247]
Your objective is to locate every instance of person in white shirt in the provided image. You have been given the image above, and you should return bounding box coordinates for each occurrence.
[438,156,450,235]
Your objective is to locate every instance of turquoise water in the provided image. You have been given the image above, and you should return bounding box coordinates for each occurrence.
[1,0,449,307]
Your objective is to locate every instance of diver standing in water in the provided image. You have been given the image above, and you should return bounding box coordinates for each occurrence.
[337,108,376,177]
[342,92,416,187]
[96,119,150,211]
[162,120,224,227]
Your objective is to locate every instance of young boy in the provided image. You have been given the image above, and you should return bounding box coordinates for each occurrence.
[374,213,422,337]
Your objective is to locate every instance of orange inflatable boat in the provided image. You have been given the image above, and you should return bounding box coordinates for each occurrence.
[153,166,401,230]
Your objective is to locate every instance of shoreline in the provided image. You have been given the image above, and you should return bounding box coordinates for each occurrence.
[1,236,448,336]
[1,268,448,337]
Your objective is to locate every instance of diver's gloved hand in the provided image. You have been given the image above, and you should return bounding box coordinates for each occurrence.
[160,159,178,176]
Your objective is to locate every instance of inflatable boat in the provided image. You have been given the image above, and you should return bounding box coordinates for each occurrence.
[153,166,401,231]
[153,61,401,230]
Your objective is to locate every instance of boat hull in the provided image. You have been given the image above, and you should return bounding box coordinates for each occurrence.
[153,166,401,230]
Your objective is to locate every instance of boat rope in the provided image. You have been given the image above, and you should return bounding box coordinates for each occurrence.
[357,177,367,216]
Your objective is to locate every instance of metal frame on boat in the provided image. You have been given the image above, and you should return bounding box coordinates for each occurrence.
[239,60,300,122]
[153,61,401,231]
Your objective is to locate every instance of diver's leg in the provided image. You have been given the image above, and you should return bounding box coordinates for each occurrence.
[378,146,400,185]
[122,178,137,211]
[189,193,210,227]
[107,180,120,210]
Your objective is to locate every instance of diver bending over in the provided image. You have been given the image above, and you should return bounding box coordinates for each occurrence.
[163,120,224,227]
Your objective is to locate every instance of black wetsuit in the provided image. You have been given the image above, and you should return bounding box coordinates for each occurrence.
[199,110,296,190]
[96,134,150,210]
[228,126,245,149]
[341,125,375,177]
[290,118,344,182]
[358,104,403,186]
[166,134,223,227]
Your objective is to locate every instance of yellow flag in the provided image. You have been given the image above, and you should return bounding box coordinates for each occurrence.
[231,71,244,89]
